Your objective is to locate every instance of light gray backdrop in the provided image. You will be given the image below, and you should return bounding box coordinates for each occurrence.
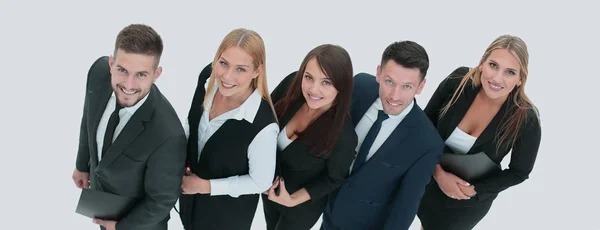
[0,0,597,229]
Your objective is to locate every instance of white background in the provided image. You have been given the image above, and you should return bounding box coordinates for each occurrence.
[0,1,598,229]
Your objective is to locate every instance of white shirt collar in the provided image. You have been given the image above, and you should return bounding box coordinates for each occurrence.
[374,97,414,120]
[112,89,150,115]
[205,84,262,123]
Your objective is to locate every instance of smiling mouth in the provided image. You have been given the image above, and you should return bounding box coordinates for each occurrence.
[221,80,236,89]
[387,100,402,107]
[120,86,138,95]
[308,93,323,101]
[488,81,504,91]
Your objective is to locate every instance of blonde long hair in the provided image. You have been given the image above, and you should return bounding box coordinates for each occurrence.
[204,28,276,120]
[440,35,539,150]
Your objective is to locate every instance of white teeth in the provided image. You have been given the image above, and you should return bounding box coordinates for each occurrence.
[121,88,136,95]
[308,94,321,100]
[222,82,235,88]
[389,101,400,107]
[489,82,503,90]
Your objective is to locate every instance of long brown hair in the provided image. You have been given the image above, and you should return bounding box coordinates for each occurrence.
[439,35,539,151]
[274,44,354,157]
[204,28,276,120]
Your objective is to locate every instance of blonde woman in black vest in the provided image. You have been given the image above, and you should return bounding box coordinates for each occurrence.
[178,28,278,230]
[417,35,542,230]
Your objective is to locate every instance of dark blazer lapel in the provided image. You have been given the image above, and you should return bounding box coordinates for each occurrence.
[277,99,309,157]
[351,77,380,126]
[97,86,156,169]
[352,102,419,175]
[351,97,373,126]
[439,83,515,154]
[371,103,419,161]
[468,93,513,153]
[440,84,478,141]
[88,77,113,165]
[280,99,303,131]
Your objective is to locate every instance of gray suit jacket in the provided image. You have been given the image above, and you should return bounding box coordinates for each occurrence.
[76,56,187,230]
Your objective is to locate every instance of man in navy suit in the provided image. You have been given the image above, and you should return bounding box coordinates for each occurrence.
[321,41,444,230]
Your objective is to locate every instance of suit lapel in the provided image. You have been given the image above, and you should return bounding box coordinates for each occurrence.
[277,100,306,156]
[439,83,514,154]
[441,85,477,141]
[280,99,303,130]
[469,94,512,153]
[351,98,373,126]
[352,103,419,174]
[351,78,380,126]
[97,86,156,169]
[88,74,113,166]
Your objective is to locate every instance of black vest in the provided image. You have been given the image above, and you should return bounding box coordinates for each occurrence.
[188,99,275,178]
[180,94,277,230]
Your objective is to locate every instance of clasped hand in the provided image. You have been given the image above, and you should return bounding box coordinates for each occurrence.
[264,176,298,207]
[436,170,477,200]
[181,167,211,194]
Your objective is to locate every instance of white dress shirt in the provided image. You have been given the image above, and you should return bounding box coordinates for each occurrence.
[96,92,149,161]
[183,86,278,198]
[277,126,293,151]
[445,127,477,154]
[349,98,414,171]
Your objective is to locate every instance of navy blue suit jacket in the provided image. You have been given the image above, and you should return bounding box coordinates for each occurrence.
[323,73,444,230]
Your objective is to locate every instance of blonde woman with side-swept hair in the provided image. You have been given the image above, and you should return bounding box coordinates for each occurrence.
[178,28,279,230]
[417,35,542,230]
[203,28,277,118]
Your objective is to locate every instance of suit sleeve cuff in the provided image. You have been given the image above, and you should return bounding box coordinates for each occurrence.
[304,182,328,201]
[76,163,90,173]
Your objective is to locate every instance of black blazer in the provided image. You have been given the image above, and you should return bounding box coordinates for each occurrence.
[424,66,542,201]
[75,56,187,230]
[270,71,358,203]
[324,73,444,230]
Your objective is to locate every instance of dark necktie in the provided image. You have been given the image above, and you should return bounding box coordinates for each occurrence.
[352,110,388,174]
[102,101,123,158]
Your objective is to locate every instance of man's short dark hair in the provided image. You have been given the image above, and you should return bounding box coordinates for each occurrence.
[380,40,429,79]
[114,24,163,67]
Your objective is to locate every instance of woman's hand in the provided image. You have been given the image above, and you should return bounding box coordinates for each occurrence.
[263,176,280,195]
[458,183,477,197]
[181,167,211,194]
[433,165,473,200]
[267,178,300,207]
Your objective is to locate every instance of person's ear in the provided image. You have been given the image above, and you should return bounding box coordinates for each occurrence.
[153,66,163,83]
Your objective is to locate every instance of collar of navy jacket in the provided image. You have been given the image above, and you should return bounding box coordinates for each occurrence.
[348,73,424,175]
